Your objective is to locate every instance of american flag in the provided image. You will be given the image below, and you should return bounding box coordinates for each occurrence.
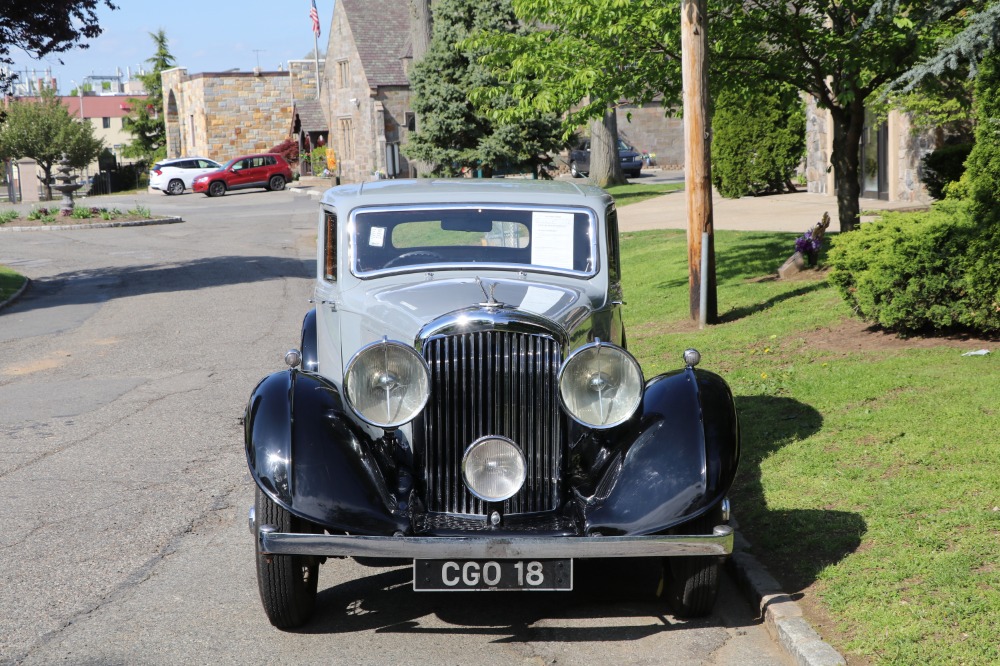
[310,0,321,37]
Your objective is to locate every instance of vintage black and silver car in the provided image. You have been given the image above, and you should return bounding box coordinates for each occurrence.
[245,179,740,628]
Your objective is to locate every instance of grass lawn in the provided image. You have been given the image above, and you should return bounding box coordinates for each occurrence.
[604,181,683,204]
[620,228,1000,665]
[0,264,27,303]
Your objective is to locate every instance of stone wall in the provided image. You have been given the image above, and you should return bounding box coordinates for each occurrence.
[615,105,685,168]
[162,64,322,161]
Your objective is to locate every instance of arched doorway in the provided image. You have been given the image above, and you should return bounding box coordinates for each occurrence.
[166,90,181,157]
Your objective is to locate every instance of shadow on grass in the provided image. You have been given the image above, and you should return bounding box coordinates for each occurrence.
[732,395,867,592]
[719,282,827,323]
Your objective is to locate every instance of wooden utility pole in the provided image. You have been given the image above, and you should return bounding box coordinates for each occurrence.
[681,0,717,325]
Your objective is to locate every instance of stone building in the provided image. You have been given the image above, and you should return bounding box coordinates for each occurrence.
[321,0,415,183]
[161,60,322,161]
[805,97,934,203]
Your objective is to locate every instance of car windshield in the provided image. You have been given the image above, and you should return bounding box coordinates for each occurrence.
[617,139,634,152]
[352,205,597,276]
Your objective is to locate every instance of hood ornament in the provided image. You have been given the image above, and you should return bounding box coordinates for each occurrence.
[475,277,504,308]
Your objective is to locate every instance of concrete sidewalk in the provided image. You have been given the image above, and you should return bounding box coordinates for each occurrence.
[617,187,928,234]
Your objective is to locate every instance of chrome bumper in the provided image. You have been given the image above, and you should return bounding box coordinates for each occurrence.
[256,524,734,559]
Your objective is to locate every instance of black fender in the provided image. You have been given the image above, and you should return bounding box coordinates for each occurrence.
[244,369,408,535]
[582,367,740,535]
[300,308,318,372]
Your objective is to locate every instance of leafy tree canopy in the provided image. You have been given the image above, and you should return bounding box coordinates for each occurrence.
[403,0,563,177]
[122,29,174,162]
[0,86,104,199]
[469,0,683,132]
[0,1,117,94]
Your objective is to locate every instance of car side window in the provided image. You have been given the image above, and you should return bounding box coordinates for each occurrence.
[323,210,337,281]
[264,156,275,166]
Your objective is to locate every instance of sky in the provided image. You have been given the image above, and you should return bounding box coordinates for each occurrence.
[7,0,329,93]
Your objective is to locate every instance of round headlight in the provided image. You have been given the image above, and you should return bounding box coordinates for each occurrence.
[343,339,430,428]
[462,436,527,502]
[558,340,644,428]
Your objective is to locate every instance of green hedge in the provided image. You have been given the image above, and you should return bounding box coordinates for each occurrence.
[711,86,805,198]
[828,200,1000,334]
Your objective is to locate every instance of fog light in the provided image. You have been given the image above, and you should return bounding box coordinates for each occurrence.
[462,436,526,502]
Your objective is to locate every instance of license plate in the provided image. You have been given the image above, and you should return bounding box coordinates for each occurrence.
[413,559,573,591]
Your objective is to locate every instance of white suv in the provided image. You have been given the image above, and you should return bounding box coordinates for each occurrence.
[150,157,222,195]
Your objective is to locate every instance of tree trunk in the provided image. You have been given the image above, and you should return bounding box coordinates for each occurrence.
[830,105,864,232]
[588,109,627,189]
[42,165,53,201]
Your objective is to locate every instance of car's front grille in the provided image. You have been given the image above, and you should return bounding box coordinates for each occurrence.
[416,330,563,515]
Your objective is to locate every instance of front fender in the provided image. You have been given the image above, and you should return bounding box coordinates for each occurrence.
[583,367,739,535]
[244,369,408,535]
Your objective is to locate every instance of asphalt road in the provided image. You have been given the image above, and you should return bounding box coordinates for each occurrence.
[0,187,790,666]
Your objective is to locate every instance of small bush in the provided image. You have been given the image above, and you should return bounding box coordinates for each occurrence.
[127,205,151,219]
[269,138,299,165]
[828,200,1000,334]
[920,142,973,199]
[71,206,94,219]
[0,210,19,225]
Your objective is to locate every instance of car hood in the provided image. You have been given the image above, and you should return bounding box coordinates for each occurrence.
[337,276,601,349]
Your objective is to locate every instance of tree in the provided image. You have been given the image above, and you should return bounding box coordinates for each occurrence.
[122,29,174,162]
[0,87,104,200]
[403,0,563,177]
[965,52,1000,222]
[0,1,117,94]
[470,0,685,187]
[710,1,978,231]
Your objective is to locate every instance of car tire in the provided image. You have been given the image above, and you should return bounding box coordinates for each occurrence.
[268,175,286,191]
[570,161,582,178]
[627,170,641,179]
[254,486,319,629]
[661,505,724,618]
[208,181,226,197]
[166,179,184,195]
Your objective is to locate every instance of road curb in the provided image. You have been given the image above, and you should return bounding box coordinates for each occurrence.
[728,527,847,666]
[0,276,30,312]
[0,216,183,232]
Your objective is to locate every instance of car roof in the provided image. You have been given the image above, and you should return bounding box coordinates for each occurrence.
[157,156,217,164]
[320,178,613,210]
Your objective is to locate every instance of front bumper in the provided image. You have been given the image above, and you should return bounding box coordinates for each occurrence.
[256,524,734,559]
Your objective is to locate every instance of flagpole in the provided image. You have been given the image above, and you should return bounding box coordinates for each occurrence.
[314,30,321,100]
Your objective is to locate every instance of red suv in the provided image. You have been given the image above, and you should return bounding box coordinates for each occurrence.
[192,153,293,197]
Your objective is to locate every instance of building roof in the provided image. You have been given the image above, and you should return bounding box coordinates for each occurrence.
[342,0,410,87]
[294,99,328,132]
[62,95,148,119]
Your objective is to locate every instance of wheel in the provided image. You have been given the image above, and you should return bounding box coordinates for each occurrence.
[166,179,184,195]
[383,250,445,268]
[208,181,226,197]
[254,487,319,629]
[267,175,286,191]
[627,170,641,179]
[570,161,583,178]
[661,505,724,618]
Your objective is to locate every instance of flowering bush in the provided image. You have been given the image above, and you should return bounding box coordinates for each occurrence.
[794,232,822,257]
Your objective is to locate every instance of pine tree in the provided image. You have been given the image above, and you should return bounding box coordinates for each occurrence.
[966,52,1000,222]
[403,0,562,177]
[122,30,174,162]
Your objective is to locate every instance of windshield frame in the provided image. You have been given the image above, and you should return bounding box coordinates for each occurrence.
[347,203,601,279]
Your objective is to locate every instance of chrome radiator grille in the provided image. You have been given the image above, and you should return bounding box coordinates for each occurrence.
[417,331,563,515]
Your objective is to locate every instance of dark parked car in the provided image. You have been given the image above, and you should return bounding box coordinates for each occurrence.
[569,138,643,179]
[192,153,292,197]
[245,179,739,628]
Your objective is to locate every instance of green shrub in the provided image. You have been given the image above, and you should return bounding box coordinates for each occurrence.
[967,53,1000,222]
[711,86,805,198]
[828,200,1000,334]
[920,142,973,199]
[71,206,93,219]
[0,210,19,224]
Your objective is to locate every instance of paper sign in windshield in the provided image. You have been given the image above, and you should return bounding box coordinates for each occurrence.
[530,212,574,269]
[369,227,386,247]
